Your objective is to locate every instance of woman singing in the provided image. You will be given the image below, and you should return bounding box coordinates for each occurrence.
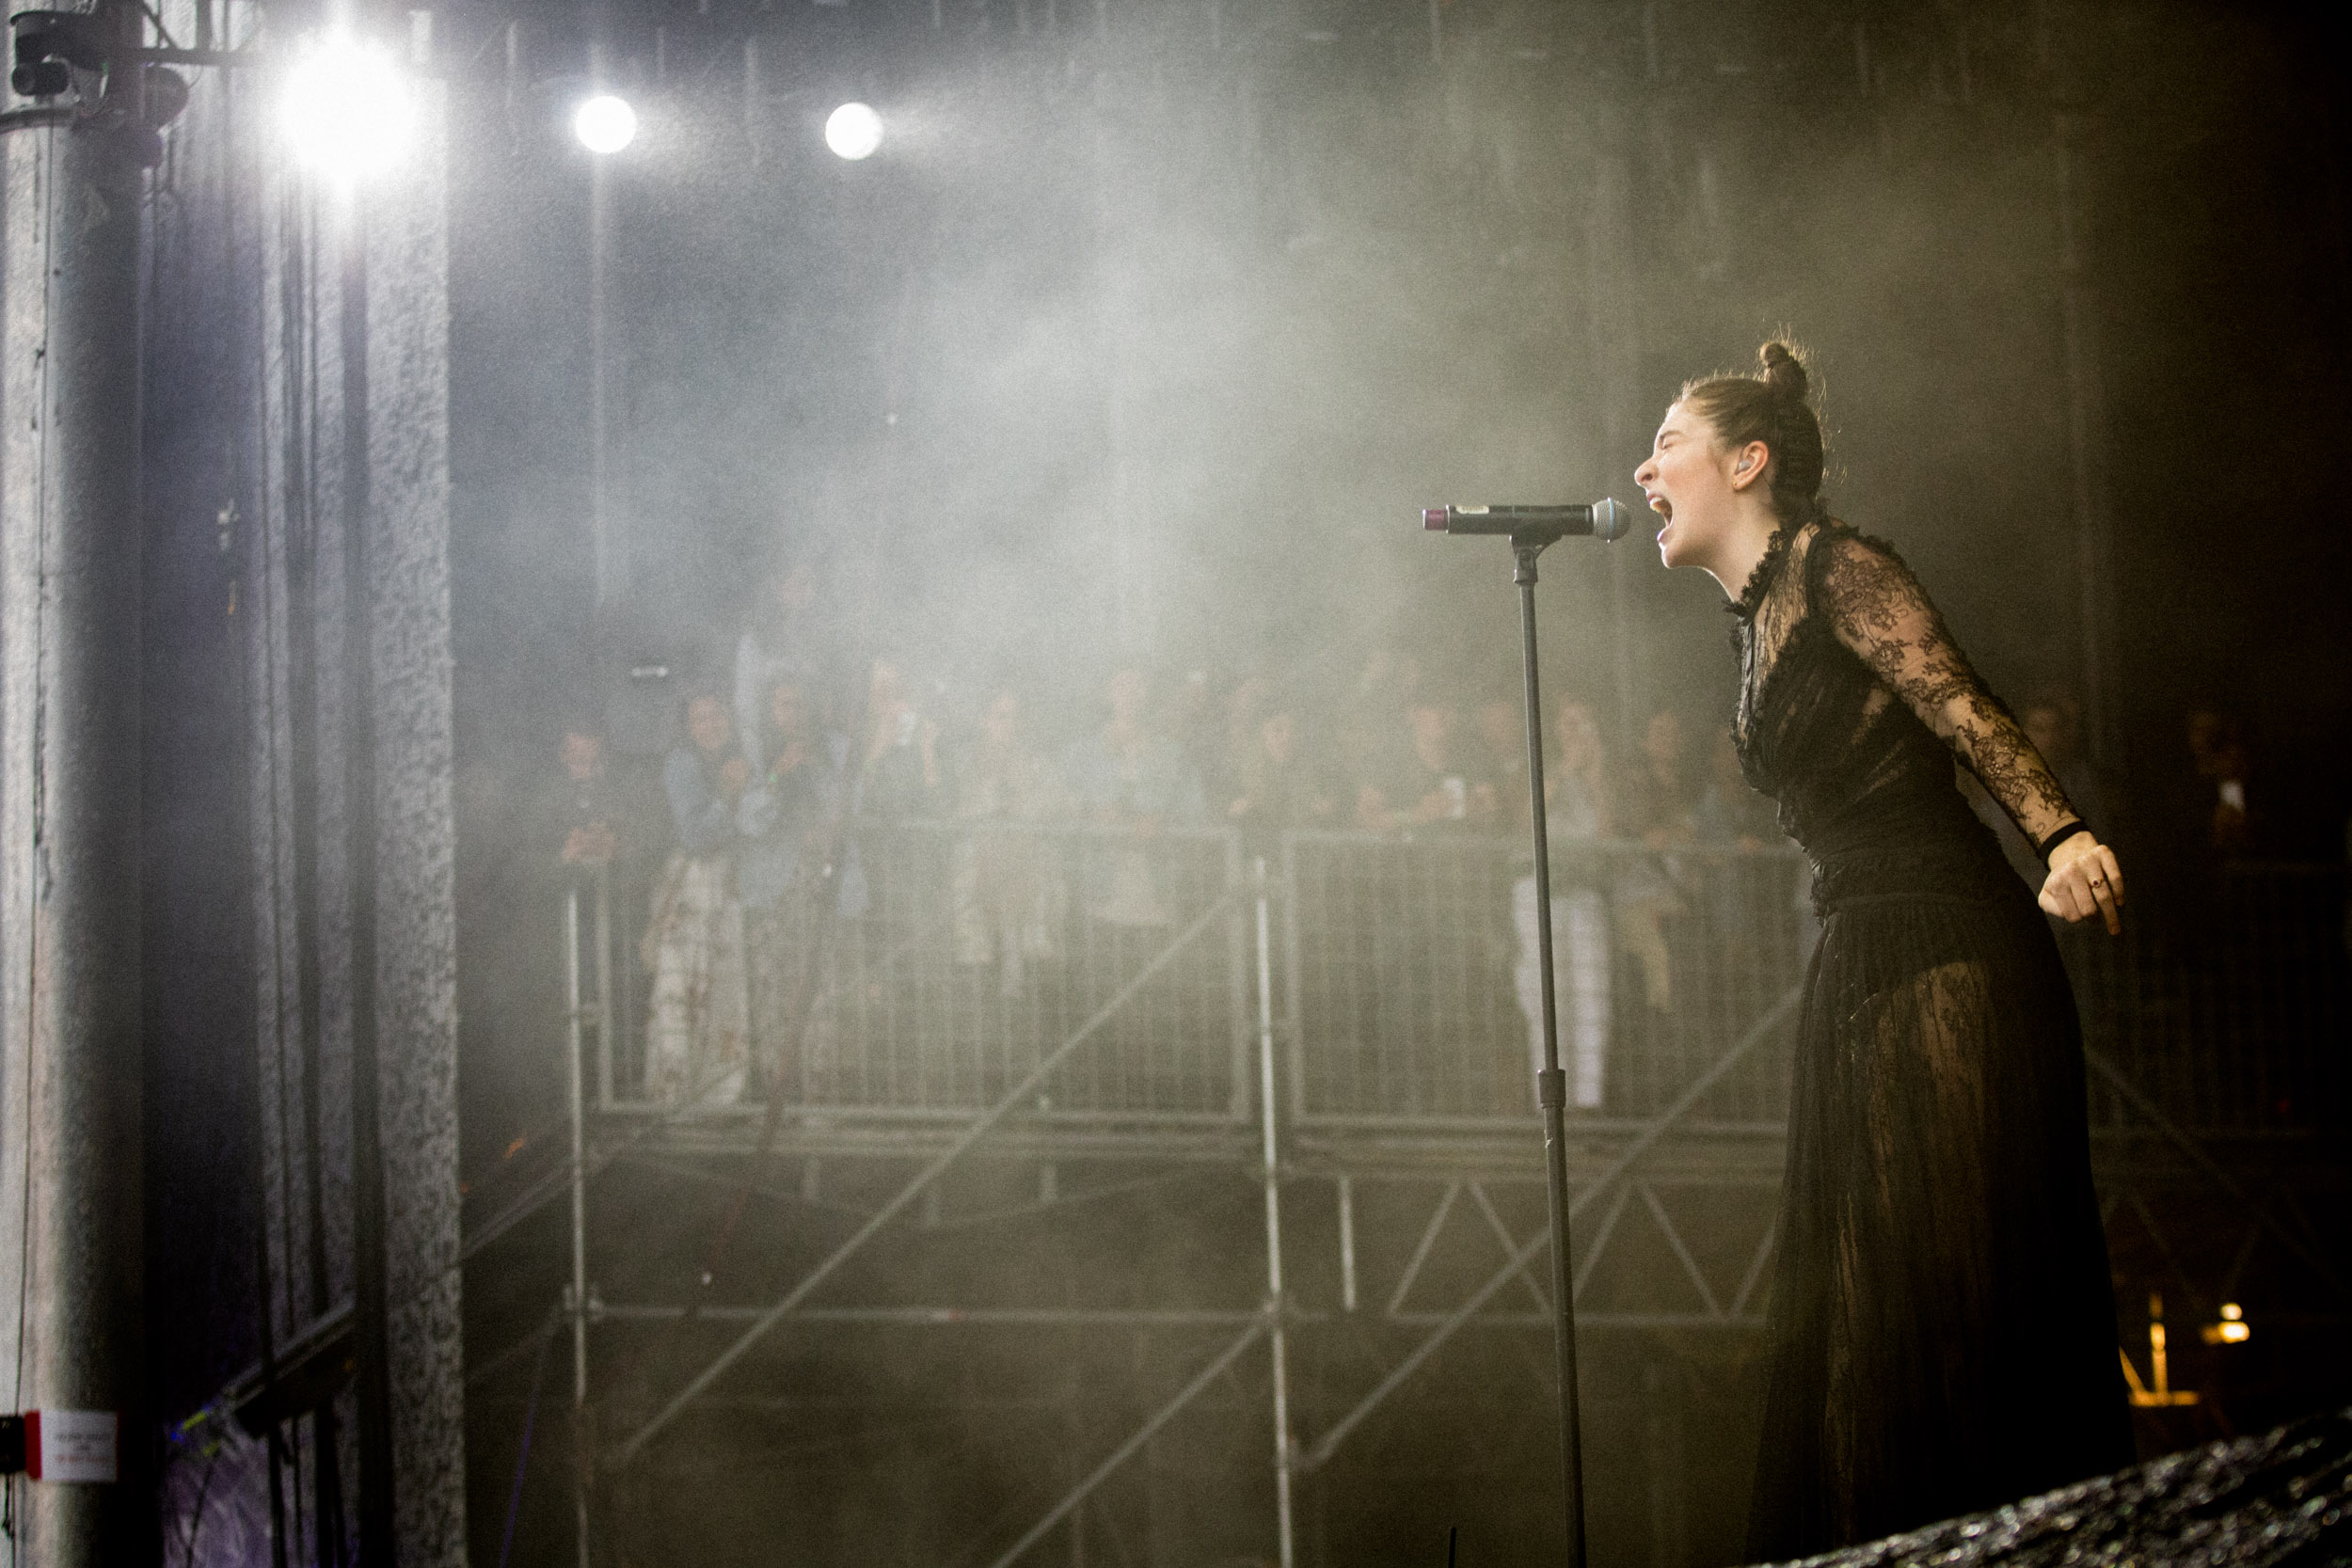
[1632,342,2135,1556]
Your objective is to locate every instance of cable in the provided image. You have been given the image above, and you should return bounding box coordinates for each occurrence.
[494,1326,554,1568]
[177,1438,222,1568]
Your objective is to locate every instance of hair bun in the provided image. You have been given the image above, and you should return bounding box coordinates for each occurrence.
[1757,340,1810,404]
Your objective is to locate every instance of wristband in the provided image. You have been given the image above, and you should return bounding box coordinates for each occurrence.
[2036,821,2091,864]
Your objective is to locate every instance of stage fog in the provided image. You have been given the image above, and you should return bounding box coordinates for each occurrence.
[122,0,2352,1561]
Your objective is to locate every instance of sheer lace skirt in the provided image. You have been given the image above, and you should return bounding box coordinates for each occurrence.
[1749,887,2134,1560]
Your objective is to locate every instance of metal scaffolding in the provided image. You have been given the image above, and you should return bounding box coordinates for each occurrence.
[505,827,2348,1568]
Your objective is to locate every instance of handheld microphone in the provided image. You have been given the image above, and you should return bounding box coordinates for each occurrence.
[1422,499,1630,543]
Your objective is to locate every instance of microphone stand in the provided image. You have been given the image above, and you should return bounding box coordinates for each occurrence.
[1508,528,1590,1568]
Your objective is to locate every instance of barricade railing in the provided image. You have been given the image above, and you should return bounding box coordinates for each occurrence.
[2068,861,2347,1136]
[589,820,2345,1138]
[606,819,1253,1123]
[1280,830,1812,1130]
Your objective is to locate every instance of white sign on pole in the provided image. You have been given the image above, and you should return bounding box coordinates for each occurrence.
[27,1410,119,1483]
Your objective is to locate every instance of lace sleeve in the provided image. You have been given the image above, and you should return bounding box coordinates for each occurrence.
[1814,531,2081,845]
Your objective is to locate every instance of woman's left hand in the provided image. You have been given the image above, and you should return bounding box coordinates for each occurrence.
[2040,833,2125,935]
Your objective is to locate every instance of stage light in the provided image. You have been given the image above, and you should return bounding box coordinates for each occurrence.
[574,93,637,155]
[282,33,414,181]
[2201,1303,2250,1345]
[824,102,883,161]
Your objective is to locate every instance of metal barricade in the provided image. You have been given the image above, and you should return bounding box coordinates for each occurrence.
[595,820,2344,1137]
[1279,831,1813,1129]
[608,819,1253,1123]
[2069,861,2348,1135]
[565,864,617,1106]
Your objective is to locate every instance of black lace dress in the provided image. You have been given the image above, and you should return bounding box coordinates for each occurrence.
[1733,522,2135,1560]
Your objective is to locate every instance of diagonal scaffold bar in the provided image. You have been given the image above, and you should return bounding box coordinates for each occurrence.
[1298,981,1804,1475]
[609,890,1242,1467]
[2081,1047,2348,1301]
[980,1316,1270,1568]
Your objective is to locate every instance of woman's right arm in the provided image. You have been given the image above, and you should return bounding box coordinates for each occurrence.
[1817,531,2123,933]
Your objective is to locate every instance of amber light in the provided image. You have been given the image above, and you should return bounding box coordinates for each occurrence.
[2201,1302,2251,1346]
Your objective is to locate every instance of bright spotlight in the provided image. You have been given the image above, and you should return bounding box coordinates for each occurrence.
[574,94,638,155]
[282,33,414,181]
[824,102,883,161]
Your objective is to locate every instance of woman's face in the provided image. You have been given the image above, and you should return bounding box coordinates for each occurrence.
[1634,401,1752,570]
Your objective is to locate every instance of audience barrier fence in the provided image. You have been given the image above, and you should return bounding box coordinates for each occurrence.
[575,822,2346,1137]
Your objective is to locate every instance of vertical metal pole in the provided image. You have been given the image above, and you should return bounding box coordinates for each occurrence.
[1513,542,1588,1568]
[338,180,400,1568]
[502,22,524,143]
[1252,859,1295,1568]
[1336,1174,1357,1314]
[592,863,613,1106]
[279,166,346,1568]
[2052,111,2115,777]
[1063,1365,1087,1568]
[583,24,622,1124]
[743,37,763,168]
[0,63,151,1562]
[587,34,622,612]
[564,884,592,1567]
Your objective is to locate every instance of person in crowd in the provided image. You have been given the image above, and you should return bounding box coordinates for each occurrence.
[1621,707,1701,847]
[1062,667,1208,830]
[1167,668,1222,802]
[1226,701,1337,855]
[1471,692,1531,828]
[1613,707,1697,1011]
[1215,674,1276,812]
[545,720,663,1049]
[1694,724,1792,977]
[735,555,829,775]
[860,657,945,820]
[1061,668,1206,926]
[2186,706,2254,858]
[1694,727,1776,850]
[1335,648,1418,822]
[644,693,752,1103]
[950,687,1069,994]
[1636,340,2128,1555]
[1359,698,1496,832]
[1512,695,1614,1109]
[736,678,860,1100]
[553,726,622,872]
